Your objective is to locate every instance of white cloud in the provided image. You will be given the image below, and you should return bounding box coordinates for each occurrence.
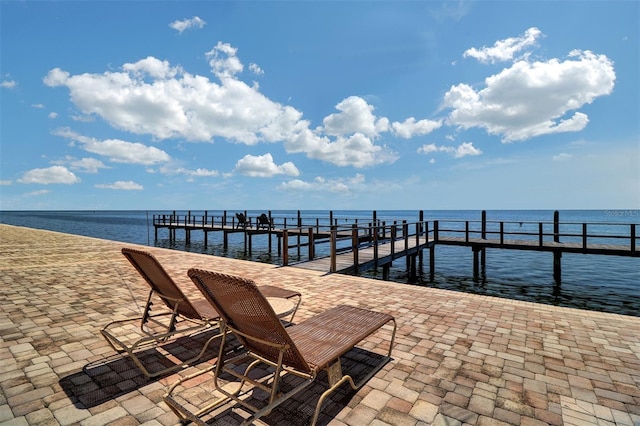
[32,103,45,109]
[453,141,482,158]
[553,153,573,161]
[464,27,542,64]
[285,129,398,168]
[207,42,244,79]
[417,141,482,158]
[392,117,442,138]
[52,156,108,173]
[1,180,13,185]
[322,96,389,138]
[18,166,80,184]
[417,143,441,155]
[71,114,94,122]
[122,56,180,79]
[234,153,300,177]
[44,49,301,145]
[25,189,50,196]
[95,181,144,190]
[43,68,69,86]
[279,174,366,194]
[445,46,615,142]
[165,166,219,177]
[43,52,401,168]
[1,80,17,89]
[249,63,264,75]
[169,16,206,33]
[53,128,170,165]
[48,112,58,119]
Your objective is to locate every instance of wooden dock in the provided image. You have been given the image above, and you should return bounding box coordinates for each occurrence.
[153,210,638,284]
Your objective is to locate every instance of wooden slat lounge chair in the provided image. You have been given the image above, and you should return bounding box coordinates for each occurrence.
[164,268,396,426]
[256,213,272,230]
[101,248,301,378]
[235,212,251,229]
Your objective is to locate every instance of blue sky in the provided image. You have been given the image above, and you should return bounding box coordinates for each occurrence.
[1,1,638,211]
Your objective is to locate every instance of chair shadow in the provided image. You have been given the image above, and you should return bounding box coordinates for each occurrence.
[170,346,390,426]
[59,328,224,409]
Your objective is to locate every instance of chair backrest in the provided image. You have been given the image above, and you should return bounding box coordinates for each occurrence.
[122,248,202,320]
[258,213,269,224]
[236,212,246,223]
[187,268,311,373]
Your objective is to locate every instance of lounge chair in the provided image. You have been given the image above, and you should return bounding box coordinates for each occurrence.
[235,212,251,229]
[101,248,301,378]
[164,268,396,426]
[256,213,272,230]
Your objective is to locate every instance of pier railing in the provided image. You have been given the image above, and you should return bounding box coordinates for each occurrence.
[433,218,637,253]
[152,210,638,281]
[280,220,431,271]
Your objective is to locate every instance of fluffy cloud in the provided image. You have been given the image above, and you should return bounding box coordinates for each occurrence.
[1,80,17,89]
[392,117,442,138]
[53,128,170,165]
[285,129,398,168]
[52,156,108,173]
[446,33,615,142]
[463,27,542,64]
[417,142,482,158]
[322,96,389,138]
[279,174,366,194]
[18,166,80,184]
[95,181,143,190]
[43,44,410,169]
[169,16,206,33]
[234,153,300,177]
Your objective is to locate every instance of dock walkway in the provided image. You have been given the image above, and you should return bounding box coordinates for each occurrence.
[153,211,638,284]
[2,224,638,425]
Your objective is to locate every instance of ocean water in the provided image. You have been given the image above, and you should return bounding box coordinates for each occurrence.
[1,209,638,317]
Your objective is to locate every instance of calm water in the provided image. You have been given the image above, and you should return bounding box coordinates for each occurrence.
[1,209,638,317]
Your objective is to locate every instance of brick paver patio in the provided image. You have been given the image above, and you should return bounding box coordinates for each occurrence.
[0,224,638,425]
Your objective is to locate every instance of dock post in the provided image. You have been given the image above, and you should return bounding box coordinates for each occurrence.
[429,245,435,281]
[308,227,315,260]
[409,254,417,282]
[554,210,560,243]
[472,246,480,282]
[204,231,208,248]
[481,249,486,282]
[383,264,390,280]
[267,210,273,254]
[330,228,337,273]
[482,210,486,239]
[282,230,288,266]
[403,221,409,271]
[553,250,562,284]
[373,220,379,268]
[223,232,228,250]
[480,211,487,280]
[277,234,282,256]
[352,225,359,275]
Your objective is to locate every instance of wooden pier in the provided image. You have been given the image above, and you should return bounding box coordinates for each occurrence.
[154,210,638,284]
